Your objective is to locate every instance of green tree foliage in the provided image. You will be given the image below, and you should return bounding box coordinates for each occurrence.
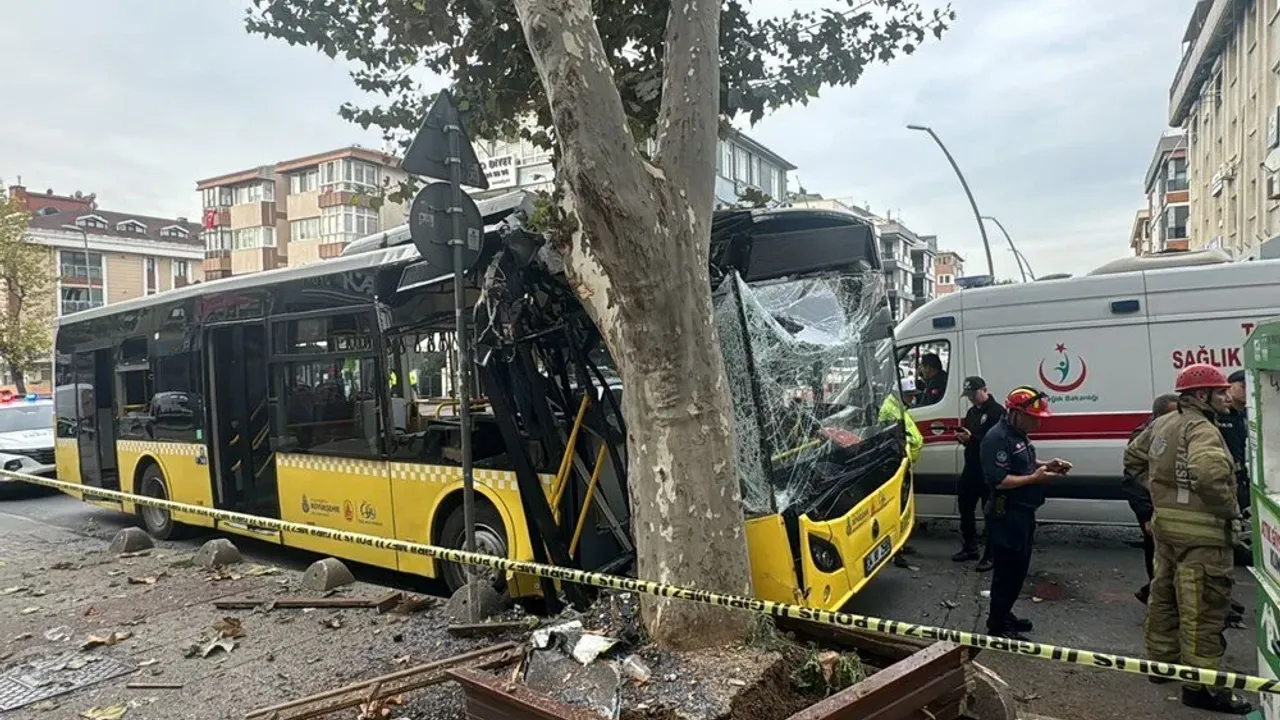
[0,186,55,394]
[245,0,954,162]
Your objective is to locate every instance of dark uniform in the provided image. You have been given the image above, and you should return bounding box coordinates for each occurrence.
[956,382,1005,562]
[980,417,1044,635]
[1216,407,1248,510]
[920,371,948,407]
[1121,416,1157,599]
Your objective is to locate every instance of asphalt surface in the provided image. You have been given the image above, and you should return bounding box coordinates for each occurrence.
[848,518,1261,720]
[0,485,1265,719]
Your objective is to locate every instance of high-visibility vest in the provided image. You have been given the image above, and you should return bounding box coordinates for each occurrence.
[878,395,923,466]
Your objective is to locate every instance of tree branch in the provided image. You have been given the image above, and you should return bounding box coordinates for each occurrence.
[654,0,720,216]
[511,0,650,225]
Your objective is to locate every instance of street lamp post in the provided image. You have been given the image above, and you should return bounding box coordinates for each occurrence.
[906,124,995,279]
[980,215,1035,282]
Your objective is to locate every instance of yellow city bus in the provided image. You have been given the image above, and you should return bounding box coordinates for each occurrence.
[51,196,912,612]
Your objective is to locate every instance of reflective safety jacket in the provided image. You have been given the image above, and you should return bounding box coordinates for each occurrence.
[878,395,923,466]
[1125,396,1239,547]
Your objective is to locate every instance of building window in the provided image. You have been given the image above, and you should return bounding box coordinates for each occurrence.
[76,215,107,230]
[733,147,750,182]
[173,260,189,286]
[290,169,320,194]
[232,182,274,205]
[116,220,146,234]
[161,226,189,239]
[202,187,233,208]
[719,142,733,178]
[320,206,379,242]
[1167,205,1189,239]
[937,274,953,285]
[1167,157,1188,192]
[203,229,232,253]
[233,226,276,250]
[144,257,158,295]
[321,159,381,194]
[60,286,105,315]
[290,217,322,242]
[59,250,104,285]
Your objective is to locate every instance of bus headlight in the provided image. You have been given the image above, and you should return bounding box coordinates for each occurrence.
[808,535,843,573]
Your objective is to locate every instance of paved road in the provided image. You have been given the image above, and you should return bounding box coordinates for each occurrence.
[0,486,1264,719]
[848,519,1260,720]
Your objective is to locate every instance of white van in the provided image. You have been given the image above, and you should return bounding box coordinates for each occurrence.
[895,250,1280,525]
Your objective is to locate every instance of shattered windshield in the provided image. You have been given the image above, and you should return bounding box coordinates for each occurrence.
[714,270,900,516]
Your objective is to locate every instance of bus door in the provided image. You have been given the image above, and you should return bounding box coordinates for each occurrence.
[73,347,120,489]
[207,323,278,517]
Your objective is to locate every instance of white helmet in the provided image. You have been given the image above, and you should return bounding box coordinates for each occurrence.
[900,378,917,393]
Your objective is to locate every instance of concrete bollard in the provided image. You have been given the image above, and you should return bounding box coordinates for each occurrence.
[195,538,242,568]
[300,558,355,592]
[444,580,506,623]
[109,527,155,554]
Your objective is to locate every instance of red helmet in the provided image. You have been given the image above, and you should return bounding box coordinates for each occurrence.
[1005,386,1052,418]
[1175,363,1230,393]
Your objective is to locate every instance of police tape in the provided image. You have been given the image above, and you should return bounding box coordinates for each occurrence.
[6,469,1275,695]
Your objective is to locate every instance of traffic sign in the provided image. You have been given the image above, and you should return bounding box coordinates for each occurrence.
[407,181,484,273]
[402,89,490,190]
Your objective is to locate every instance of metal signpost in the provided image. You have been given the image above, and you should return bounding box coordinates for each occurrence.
[403,89,488,619]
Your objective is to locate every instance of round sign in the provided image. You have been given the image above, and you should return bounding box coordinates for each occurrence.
[408,181,484,273]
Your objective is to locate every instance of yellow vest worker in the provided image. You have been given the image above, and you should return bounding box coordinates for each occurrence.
[878,386,922,467]
[1123,363,1251,715]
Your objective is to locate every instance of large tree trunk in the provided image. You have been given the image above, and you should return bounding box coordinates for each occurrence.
[11,366,25,396]
[513,0,755,649]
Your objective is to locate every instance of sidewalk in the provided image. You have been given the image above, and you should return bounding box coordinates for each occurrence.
[0,511,481,719]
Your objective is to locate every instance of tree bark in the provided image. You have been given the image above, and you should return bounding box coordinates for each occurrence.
[512,0,754,649]
[11,366,25,396]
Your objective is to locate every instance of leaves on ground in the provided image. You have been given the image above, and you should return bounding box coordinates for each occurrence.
[357,694,404,720]
[79,704,128,719]
[244,564,279,576]
[126,572,166,585]
[82,631,132,649]
[212,617,246,639]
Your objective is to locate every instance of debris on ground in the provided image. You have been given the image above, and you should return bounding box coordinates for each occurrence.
[79,703,129,720]
[81,630,132,649]
[447,617,541,638]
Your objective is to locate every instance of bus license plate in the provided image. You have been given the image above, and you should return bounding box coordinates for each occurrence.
[863,537,893,576]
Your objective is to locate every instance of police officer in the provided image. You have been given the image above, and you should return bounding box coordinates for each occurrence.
[953,376,1004,571]
[1217,369,1249,510]
[1123,363,1250,715]
[980,386,1070,639]
[1123,393,1179,604]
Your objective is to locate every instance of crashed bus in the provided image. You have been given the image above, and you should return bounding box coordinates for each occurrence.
[51,191,911,612]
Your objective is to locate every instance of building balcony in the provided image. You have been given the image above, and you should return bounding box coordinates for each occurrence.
[229,201,277,230]
[286,191,321,219]
[318,189,381,209]
[1170,0,1238,125]
[202,208,231,228]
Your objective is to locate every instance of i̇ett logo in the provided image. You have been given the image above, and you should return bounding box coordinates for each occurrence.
[343,500,354,522]
[301,495,311,514]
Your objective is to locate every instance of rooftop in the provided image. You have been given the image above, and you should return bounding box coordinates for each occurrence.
[195,145,403,190]
[1143,130,1186,192]
[13,186,202,248]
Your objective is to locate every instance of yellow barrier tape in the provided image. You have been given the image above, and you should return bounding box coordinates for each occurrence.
[7,470,1274,695]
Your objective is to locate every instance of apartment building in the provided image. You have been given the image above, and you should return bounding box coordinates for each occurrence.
[9,185,202,387]
[1169,0,1280,260]
[1138,129,1190,253]
[473,127,796,206]
[196,146,407,280]
[1130,209,1155,256]
[933,251,964,296]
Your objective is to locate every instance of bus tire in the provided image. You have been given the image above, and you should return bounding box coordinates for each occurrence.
[136,463,184,541]
[438,502,508,595]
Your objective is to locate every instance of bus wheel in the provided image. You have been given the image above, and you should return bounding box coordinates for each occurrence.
[439,503,508,595]
[137,464,181,540]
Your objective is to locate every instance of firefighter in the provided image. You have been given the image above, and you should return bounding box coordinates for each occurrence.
[980,386,1070,639]
[1123,363,1250,715]
[1122,393,1178,605]
[953,376,1003,571]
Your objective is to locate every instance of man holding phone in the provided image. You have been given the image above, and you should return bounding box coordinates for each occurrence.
[954,376,1004,571]
[980,386,1071,640]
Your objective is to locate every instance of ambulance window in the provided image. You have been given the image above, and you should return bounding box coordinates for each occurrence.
[896,340,951,408]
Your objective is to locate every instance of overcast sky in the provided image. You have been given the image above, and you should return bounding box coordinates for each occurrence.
[0,0,1195,279]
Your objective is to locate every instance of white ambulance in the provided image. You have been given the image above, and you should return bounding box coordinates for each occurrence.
[895,250,1280,525]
